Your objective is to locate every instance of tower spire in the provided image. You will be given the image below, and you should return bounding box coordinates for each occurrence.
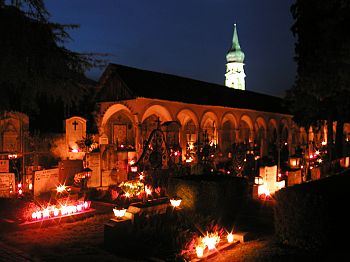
[226,23,244,63]
[231,23,241,52]
[225,24,246,90]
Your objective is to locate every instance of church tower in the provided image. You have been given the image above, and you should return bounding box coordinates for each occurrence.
[225,24,246,90]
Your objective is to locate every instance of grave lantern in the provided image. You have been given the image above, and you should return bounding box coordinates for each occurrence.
[254,176,264,185]
[170,196,182,208]
[113,207,126,219]
[130,166,138,173]
[227,233,234,243]
[196,245,204,258]
[82,167,92,177]
[289,156,301,169]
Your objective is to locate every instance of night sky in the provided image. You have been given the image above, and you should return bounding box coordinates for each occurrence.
[46,0,296,98]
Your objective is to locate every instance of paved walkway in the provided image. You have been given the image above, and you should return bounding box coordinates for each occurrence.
[0,241,40,262]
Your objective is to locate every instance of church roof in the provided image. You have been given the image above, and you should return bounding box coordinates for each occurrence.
[97,63,289,115]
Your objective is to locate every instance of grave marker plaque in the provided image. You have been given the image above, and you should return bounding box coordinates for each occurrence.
[0,160,9,173]
[287,170,302,186]
[0,173,15,197]
[34,168,59,196]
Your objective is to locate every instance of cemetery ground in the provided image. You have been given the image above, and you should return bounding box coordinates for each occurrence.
[0,199,348,262]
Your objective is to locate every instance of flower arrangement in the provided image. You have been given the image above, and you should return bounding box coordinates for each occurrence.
[119,180,144,197]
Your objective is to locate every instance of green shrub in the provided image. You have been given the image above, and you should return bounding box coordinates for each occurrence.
[274,173,350,250]
[167,175,249,222]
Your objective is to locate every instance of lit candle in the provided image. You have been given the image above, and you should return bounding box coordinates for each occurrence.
[196,246,204,258]
[227,233,234,243]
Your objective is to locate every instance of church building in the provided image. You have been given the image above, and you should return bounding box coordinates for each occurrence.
[93,25,300,184]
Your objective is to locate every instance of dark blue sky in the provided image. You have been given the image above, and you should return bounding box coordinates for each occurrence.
[46,0,296,97]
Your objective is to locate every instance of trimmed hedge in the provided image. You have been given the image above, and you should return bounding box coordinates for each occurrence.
[167,175,249,221]
[274,173,350,250]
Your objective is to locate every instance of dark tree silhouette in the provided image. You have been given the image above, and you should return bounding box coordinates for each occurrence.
[286,0,350,159]
[0,1,104,131]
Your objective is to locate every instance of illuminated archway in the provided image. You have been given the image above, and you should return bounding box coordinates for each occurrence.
[267,118,278,158]
[221,113,238,153]
[101,103,134,128]
[239,114,253,143]
[177,109,199,160]
[201,111,219,146]
[255,116,267,156]
[141,104,172,123]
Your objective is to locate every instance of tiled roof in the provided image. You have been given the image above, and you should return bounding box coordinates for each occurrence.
[97,63,289,114]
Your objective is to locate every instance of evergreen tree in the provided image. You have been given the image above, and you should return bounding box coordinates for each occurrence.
[286,0,350,159]
[0,1,103,131]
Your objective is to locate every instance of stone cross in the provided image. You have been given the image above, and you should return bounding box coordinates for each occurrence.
[72,121,78,131]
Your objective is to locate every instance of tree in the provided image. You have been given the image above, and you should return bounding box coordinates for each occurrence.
[286,0,350,160]
[0,1,104,131]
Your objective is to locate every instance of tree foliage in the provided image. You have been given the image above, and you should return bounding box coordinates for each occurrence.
[286,0,350,158]
[0,1,104,127]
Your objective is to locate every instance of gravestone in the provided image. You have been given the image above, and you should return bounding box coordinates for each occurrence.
[0,112,29,153]
[58,160,83,185]
[0,160,9,173]
[86,153,101,187]
[65,116,86,153]
[311,167,321,181]
[0,173,15,197]
[259,165,285,194]
[287,170,302,186]
[34,168,59,196]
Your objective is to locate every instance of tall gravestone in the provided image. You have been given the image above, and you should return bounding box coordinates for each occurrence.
[65,116,86,159]
[86,153,101,187]
[0,112,29,153]
[259,165,285,194]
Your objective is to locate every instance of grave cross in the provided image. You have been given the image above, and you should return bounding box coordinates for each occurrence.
[72,121,78,131]
[155,117,161,129]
